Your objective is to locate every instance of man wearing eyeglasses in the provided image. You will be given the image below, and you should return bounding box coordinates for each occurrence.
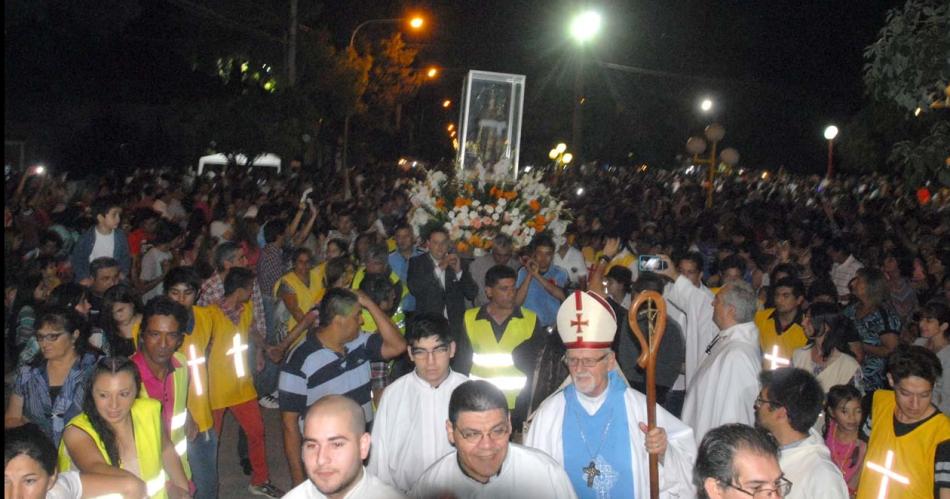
[754,368,848,499]
[410,380,576,498]
[694,423,791,499]
[525,291,697,498]
[368,314,469,493]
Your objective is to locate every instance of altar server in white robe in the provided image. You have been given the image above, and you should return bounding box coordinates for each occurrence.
[368,314,469,492]
[656,253,719,389]
[681,280,762,445]
[525,290,697,499]
[410,380,576,499]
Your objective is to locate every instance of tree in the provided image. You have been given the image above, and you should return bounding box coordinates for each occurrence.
[862,0,950,186]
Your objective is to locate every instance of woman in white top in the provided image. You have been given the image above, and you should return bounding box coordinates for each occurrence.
[792,302,863,393]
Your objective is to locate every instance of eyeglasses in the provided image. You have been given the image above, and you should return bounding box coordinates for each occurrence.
[561,353,609,368]
[456,424,510,443]
[410,345,450,358]
[36,331,67,343]
[754,397,784,410]
[723,476,792,498]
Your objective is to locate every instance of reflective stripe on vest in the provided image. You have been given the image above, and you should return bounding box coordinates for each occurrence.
[58,398,168,498]
[464,307,536,409]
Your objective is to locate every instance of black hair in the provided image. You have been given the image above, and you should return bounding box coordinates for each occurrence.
[807,279,838,303]
[719,254,747,276]
[32,306,89,365]
[89,257,120,278]
[772,277,805,299]
[530,233,556,252]
[149,220,182,246]
[101,284,142,358]
[694,424,779,499]
[359,273,395,308]
[759,368,824,433]
[4,423,57,476]
[920,301,950,340]
[448,380,509,425]
[485,264,517,288]
[318,288,359,327]
[163,266,201,295]
[139,296,189,349]
[47,283,89,313]
[678,251,705,272]
[262,219,288,244]
[324,256,355,289]
[82,357,142,467]
[633,271,664,294]
[888,345,942,386]
[223,267,256,296]
[91,195,122,220]
[326,238,351,258]
[406,313,453,346]
[824,384,863,440]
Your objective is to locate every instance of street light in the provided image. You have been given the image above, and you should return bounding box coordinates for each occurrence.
[568,10,602,166]
[442,99,451,108]
[426,67,439,79]
[549,144,573,172]
[700,98,713,113]
[342,15,426,198]
[824,124,839,178]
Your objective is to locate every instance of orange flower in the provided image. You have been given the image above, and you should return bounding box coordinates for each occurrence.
[464,183,475,193]
[471,235,483,248]
[534,214,546,226]
[490,186,502,198]
[454,197,472,208]
[456,241,470,253]
[529,199,541,212]
[504,191,517,201]
[436,198,445,209]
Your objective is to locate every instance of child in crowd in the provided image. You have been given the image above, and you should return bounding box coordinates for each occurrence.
[824,384,866,496]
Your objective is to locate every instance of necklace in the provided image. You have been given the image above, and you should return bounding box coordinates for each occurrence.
[570,399,615,488]
[829,424,858,471]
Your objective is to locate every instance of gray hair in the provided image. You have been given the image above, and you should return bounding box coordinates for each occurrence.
[694,424,779,499]
[492,234,513,251]
[365,243,390,265]
[212,241,242,272]
[448,380,509,425]
[720,280,757,323]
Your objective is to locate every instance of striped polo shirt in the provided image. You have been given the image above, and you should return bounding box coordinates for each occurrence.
[278,331,384,424]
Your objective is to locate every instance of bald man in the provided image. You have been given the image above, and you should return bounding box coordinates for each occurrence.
[283,395,404,498]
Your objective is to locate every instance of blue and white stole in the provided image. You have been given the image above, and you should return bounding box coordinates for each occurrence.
[562,370,635,498]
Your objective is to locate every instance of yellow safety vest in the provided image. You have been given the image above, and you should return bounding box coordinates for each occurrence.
[352,268,407,300]
[58,398,168,498]
[857,390,950,499]
[137,352,191,480]
[464,307,536,409]
[755,308,808,362]
[207,303,258,410]
[274,268,322,332]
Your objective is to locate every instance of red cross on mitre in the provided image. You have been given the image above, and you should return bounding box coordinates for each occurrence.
[571,292,588,339]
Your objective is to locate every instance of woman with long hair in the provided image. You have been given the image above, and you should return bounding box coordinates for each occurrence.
[842,267,901,394]
[9,273,53,369]
[792,302,863,393]
[94,284,142,358]
[58,357,191,499]
[4,308,98,448]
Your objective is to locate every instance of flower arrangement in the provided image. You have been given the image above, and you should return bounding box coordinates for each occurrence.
[407,168,568,255]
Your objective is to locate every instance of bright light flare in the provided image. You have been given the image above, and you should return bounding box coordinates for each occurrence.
[764,344,790,370]
[549,149,559,160]
[442,99,451,108]
[700,98,713,112]
[824,125,839,141]
[562,153,573,164]
[576,187,585,196]
[569,10,602,43]
[555,142,567,153]
[426,67,439,78]
[408,17,424,29]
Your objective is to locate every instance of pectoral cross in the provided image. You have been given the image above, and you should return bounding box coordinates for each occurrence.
[187,344,206,395]
[582,460,600,488]
[866,450,910,499]
[226,333,249,378]
[764,344,790,370]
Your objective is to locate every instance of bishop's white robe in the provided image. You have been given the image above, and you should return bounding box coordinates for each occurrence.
[409,443,577,499]
[525,380,697,499]
[663,275,719,389]
[779,430,849,499]
[368,370,469,492]
[681,321,761,445]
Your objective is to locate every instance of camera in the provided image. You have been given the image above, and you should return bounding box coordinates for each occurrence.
[638,255,668,272]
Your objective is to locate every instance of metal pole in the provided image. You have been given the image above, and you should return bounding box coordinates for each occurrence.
[571,54,584,163]
[706,140,718,208]
[826,139,834,179]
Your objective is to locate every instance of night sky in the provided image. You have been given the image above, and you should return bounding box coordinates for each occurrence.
[6,0,902,174]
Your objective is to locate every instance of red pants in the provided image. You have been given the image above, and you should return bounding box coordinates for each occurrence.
[213,399,269,486]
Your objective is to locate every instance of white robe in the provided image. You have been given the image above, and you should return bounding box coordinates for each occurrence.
[368,370,469,492]
[409,443,577,499]
[779,430,849,499]
[282,468,406,499]
[663,275,719,389]
[525,381,697,499]
[681,321,761,445]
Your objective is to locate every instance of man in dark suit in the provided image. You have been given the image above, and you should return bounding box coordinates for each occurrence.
[407,227,478,370]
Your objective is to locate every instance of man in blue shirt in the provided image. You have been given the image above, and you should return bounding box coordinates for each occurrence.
[516,234,567,328]
[387,223,422,315]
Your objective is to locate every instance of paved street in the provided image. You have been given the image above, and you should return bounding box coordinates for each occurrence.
[216,405,294,497]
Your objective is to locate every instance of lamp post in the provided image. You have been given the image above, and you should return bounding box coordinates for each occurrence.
[549,143,573,173]
[341,16,425,198]
[823,125,838,179]
[568,10,602,165]
[686,123,729,207]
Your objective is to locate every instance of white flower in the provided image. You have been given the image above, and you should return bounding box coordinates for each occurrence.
[498,198,507,207]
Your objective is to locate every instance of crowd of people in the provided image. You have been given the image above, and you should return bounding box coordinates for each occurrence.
[3,160,949,498]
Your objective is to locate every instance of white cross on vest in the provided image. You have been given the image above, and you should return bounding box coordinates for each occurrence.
[187,344,206,395]
[226,332,249,378]
[865,450,910,499]
[763,344,790,370]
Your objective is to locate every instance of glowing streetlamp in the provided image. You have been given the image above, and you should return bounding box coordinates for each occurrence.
[569,10,602,165]
[700,98,713,113]
[426,67,439,79]
[823,124,839,179]
[342,15,427,198]
[442,99,451,108]
[549,144,573,172]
